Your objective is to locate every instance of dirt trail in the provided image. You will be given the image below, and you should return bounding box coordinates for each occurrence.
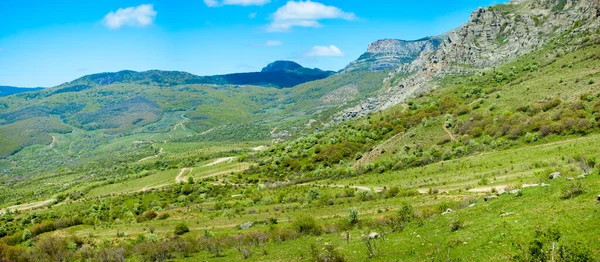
[138,147,163,162]
[175,168,193,183]
[1,198,55,214]
[353,104,409,169]
[443,123,457,141]
[252,146,267,151]
[296,183,384,193]
[173,114,188,131]
[204,157,235,167]
[49,135,57,148]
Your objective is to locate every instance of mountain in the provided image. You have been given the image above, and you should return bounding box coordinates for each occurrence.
[339,0,600,119]
[51,61,334,92]
[0,86,43,97]
[343,37,444,72]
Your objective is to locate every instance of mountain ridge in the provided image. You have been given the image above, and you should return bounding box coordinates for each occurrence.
[54,61,334,91]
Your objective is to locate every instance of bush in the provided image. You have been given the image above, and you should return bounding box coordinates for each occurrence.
[22,229,32,241]
[384,186,400,198]
[559,241,593,262]
[292,214,321,235]
[348,208,359,225]
[449,219,464,232]
[310,243,347,262]
[561,181,585,199]
[174,223,189,235]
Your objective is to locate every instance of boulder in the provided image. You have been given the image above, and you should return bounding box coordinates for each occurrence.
[240,221,253,230]
[549,172,561,179]
[362,232,381,239]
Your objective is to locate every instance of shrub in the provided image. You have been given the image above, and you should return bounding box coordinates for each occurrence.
[292,214,321,235]
[174,223,190,235]
[348,208,359,225]
[384,186,400,198]
[449,219,464,232]
[22,229,32,241]
[310,243,347,262]
[561,181,585,199]
[559,241,593,262]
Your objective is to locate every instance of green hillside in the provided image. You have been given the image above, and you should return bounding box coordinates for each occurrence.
[2,0,600,261]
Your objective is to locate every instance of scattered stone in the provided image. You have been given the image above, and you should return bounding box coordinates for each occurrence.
[363,232,381,239]
[509,189,520,195]
[442,208,454,215]
[240,221,253,230]
[549,172,561,180]
[541,183,550,187]
[497,188,506,195]
[500,212,515,217]
[468,203,475,208]
[484,195,498,201]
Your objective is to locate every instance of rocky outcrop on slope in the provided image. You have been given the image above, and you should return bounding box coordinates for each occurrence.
[343,37,444,72]
[337,0,600,120]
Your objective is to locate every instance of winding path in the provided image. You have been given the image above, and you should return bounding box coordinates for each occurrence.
[138,147,163,162]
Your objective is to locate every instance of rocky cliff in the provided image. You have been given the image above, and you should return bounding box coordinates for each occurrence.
[337,0,600,120]
[343,37,444,72]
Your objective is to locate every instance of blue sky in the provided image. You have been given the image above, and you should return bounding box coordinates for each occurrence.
[0,0,505,87]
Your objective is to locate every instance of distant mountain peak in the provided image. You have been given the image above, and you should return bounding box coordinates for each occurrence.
[343,36,444,73]
[261,61,306,73]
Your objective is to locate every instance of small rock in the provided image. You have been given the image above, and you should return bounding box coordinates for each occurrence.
[442,208,454,215]
[240,221,253,230]
[509,189,520,194]
[500,212,515,217]
[468,203,475,208]
[367,232,381,239]
[549,172,561,180]
[578,174,586,179]
[497,189,506,195]
[484,195,498,201]
[541,183,550,187]
[566,177,574,181]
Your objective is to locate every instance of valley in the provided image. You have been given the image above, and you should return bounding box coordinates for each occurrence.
[1,0,600,261]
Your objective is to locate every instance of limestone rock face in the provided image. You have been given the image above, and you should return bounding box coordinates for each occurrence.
[343,37,444,72]
[336,0,600,121]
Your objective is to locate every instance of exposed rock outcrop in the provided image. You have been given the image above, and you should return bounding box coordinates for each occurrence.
[337,0,600,120]
[343,37,444,72]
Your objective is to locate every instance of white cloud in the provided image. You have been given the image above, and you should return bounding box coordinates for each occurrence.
[205,0,270,7]
[268,1,355,32]
[249,12,257,19]
[306,45,343,57]
[265,40,283,46]
[204,0,220,7]
[102,4,157,29]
